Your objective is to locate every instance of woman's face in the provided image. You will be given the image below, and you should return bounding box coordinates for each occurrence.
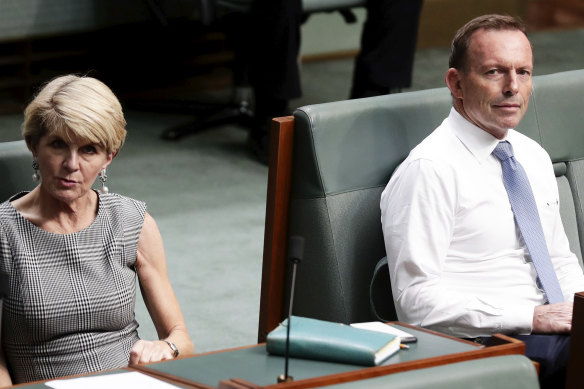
[33,131,113,205]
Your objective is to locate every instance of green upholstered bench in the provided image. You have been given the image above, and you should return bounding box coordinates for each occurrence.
[259,69,584,339]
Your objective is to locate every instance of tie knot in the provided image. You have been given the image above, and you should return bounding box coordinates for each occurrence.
[492,141,514,161]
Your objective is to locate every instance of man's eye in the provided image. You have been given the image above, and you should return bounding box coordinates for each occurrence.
[81,146,97,154]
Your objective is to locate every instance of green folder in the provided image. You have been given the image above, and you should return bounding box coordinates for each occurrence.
[266,316,400,366]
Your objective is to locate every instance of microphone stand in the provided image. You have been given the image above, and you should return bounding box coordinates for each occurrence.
[217,238,304,389]
[277,236,304,383]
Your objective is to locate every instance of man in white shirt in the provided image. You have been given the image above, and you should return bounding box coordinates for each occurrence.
[380,14,584,388]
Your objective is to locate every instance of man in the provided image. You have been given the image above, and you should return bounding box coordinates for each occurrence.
[380,14,584,388]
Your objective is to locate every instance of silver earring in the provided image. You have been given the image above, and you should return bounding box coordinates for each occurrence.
[99,169,109,194]
[32,157,40,182]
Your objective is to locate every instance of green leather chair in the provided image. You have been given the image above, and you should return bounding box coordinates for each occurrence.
[259,69,584,340]
[0,140,35,202]
[321,355,539,389]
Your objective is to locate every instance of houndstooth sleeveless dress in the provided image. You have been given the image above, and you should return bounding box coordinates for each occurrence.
[0,192,146,384]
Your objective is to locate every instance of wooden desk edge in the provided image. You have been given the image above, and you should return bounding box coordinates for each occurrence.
[132,365,214,389]
[136,323,525,389]
[393,322,524,350]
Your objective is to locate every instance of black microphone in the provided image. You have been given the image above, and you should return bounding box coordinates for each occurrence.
[277,236,304,384]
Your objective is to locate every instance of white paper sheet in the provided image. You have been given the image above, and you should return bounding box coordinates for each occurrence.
[45,371,182,389]
[351,321,417,342]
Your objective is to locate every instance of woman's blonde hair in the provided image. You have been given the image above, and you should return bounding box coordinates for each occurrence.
[23,75,126,155]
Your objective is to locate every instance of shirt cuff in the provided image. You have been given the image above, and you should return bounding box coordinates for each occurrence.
[500,304,534,335]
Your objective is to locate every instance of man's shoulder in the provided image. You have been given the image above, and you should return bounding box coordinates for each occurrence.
[508,130,550,157]
[386,123,461,188]
[406,120,461,164]
[509,129,541,146]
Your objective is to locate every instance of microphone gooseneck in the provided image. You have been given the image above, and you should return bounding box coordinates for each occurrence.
[277,236,304,384]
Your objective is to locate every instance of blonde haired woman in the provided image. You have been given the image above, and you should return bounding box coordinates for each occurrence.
[0,75,193,386]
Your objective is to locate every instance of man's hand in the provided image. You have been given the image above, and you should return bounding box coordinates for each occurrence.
[532,302,573,333]
[129,340,175,365]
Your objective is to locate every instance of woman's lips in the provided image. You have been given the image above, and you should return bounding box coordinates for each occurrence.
[59,178,77,187]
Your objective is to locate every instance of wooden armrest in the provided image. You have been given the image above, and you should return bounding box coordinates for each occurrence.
[258,116,295,343]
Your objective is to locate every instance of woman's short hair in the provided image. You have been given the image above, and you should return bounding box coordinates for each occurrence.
[449,14,528,71]
[22,75,126,155]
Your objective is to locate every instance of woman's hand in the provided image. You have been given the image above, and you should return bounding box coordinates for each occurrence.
[129,339,176,365]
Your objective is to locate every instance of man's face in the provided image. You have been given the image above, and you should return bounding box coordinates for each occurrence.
[447,29,533,139]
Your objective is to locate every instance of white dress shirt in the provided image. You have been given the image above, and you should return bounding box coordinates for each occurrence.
[380,108,584,338]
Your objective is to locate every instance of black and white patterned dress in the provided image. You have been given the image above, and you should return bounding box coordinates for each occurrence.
[0,192,146,384]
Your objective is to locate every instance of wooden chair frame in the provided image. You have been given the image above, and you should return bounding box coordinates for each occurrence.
[566,291,584,388]
[258,117,295,343]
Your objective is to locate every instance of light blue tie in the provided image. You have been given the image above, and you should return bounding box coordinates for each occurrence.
[492,141,563,304]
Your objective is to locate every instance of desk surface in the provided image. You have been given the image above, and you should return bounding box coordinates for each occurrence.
[137,324,482,388]
[12,324,523,389]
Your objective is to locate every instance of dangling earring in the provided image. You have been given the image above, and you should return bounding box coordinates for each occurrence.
[32,157,40,182]
[99,169,109,194]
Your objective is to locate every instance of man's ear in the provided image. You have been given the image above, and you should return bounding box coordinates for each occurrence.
[445,68,464,99]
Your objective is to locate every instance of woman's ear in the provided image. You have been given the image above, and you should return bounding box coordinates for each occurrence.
[445,68,464,99]
[103,151,116,169]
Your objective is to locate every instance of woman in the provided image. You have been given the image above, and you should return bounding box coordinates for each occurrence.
[0,75,194,386]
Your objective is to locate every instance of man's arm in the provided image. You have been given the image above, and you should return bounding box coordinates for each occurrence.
[538,152,584,301]
[546,201,584,301]
[381,159,533,337]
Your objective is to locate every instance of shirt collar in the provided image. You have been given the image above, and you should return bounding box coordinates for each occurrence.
[448,107,513,164]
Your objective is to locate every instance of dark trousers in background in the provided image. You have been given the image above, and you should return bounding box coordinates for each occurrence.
[249,0,302,129]
[248,0,424,139]
[351,0,424,98]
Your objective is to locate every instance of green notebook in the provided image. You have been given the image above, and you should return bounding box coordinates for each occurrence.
[266,316,400,366]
